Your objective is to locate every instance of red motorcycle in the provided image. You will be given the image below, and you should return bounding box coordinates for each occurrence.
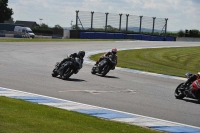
[174,72,200,103]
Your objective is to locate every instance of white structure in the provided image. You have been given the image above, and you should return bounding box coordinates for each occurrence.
[63,29,70,38]
[14,26,35,38]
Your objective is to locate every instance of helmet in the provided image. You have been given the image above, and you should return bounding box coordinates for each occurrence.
[111,48,117,54]
[78,50,85,58]
[197,72,200,77]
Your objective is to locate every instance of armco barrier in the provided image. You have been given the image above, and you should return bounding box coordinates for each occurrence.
[79,32,175,41]
[125,34,134,39]
[166,36,175,41]
[133,34,142,40]
[95,32,106,39]
[114,33,125,39]
[151,36,166,41]
[106,33,115,39]
[84,32,95,39]
[0,34,5,37]
[80,32,85,38]
[142,35,151,41]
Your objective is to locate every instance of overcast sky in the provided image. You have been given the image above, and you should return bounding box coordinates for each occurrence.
[9,0,200,31]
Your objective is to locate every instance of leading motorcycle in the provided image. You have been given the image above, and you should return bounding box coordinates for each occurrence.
[174,72,200,103]
[91,55,116,77]
[52,57,82,80]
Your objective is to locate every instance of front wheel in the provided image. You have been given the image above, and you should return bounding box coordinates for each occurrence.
[91,67,96,74]
[52,69,58,77]
[174,83,185,99]
[197,92,200,104]
[62,66,73,80]
[101,65,110,77]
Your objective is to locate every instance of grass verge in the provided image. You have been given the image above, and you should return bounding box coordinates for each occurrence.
[0,38,122,42]
[90,46,200,77]
[0,96,160,133]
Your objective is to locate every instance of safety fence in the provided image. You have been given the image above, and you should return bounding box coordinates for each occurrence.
[75,11,168,36]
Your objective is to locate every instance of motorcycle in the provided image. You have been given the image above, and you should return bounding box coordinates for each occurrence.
[52,57,82,80]
[174,72,200,103]
[91,55,116,77]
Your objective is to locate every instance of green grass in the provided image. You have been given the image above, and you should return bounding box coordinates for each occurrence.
[0,96,160,133]
[0,38,122,42]
[90,46,200,77]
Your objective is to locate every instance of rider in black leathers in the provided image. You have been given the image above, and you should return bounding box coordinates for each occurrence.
[57,51,85,74]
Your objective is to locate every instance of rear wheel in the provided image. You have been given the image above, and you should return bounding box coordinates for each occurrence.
[174,83,185,99]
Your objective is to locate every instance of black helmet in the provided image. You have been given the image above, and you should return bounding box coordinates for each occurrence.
[78,50,85,58]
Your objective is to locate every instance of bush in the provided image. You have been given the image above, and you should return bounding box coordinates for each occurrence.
[177,30,184,37]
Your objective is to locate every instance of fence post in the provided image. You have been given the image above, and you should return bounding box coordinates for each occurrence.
[152,17,156,35]
[126,14,129,32]
[91,11,94,30]
[105,13,109,31]
[75,10,79,30]
[139,16,143,33]
[165,18,168,36]
[119,14,122,31]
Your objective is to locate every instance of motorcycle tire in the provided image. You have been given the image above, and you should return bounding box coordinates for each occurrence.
[101,65,109,77]
[174,83,185,99]
[197,92,200,104]
[91,67,96,74]
[62,66,73,80]
[52,69,58,77]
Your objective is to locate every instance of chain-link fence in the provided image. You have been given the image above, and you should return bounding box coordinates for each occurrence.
[75,11,168,35]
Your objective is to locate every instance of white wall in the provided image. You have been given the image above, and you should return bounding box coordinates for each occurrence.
[176,37,200,42]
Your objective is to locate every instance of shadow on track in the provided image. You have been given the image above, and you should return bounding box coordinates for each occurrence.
[55,77,86,82]
[182,98,199,104]
[94,74,119,79]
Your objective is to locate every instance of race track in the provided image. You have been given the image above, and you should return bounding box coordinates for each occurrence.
[1,41,200,127]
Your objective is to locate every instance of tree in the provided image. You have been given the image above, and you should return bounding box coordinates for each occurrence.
[72,24,81,30]
[54,24,63,29]
[0,0,13,23]
[40,23,49,29]
[4,16,14,23]
[106,25,118,32]
[177,30,184,37]
[189,29,199,37]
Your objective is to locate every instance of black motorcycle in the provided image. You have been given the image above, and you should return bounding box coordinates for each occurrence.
[52,57,82,80]
[174,72,200,103]
[91,55,116,77]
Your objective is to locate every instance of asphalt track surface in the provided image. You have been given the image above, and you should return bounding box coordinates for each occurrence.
[1,41,200,127]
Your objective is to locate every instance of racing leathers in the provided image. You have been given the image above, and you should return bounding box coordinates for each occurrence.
[183,73,200,95]
[57,53,84,74]
[95,51,117,70]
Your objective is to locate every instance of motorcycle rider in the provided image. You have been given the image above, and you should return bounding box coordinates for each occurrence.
[95,48,118,70]
[57,50,85,74]
[182,72,200,97]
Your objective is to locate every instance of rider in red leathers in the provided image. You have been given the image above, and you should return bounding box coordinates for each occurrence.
[183,72,200,97]
[95,48,117,70]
